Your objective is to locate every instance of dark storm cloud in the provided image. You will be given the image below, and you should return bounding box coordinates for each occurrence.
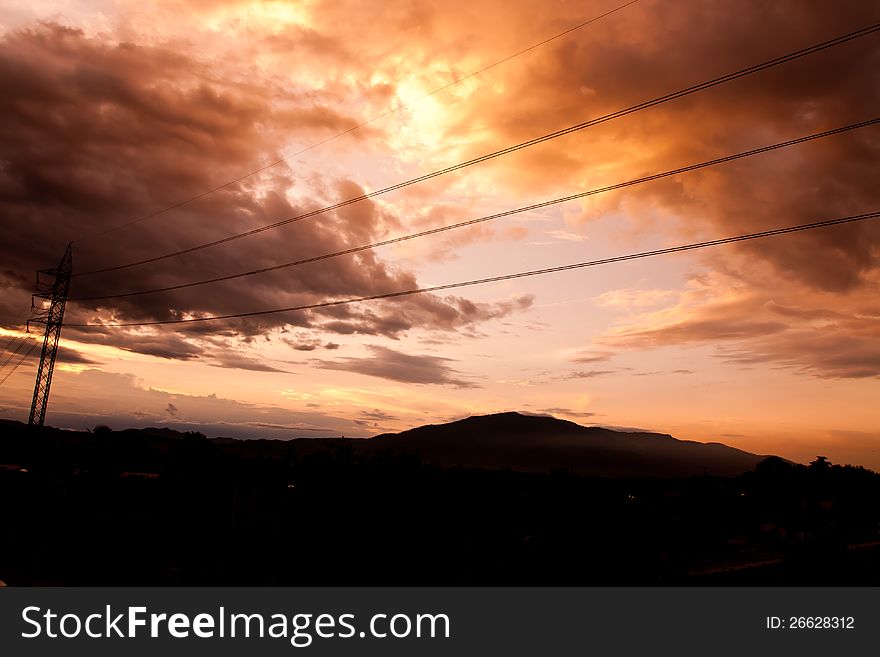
[208,354,289,373]
[0,22,530,359]
[315,345,478,387]
[2,340,98,366]
[55,345,102,365]
[67,330,204,360]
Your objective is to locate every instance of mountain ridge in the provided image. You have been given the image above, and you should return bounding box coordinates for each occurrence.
[0,411,768,477]
[367,411,765,477]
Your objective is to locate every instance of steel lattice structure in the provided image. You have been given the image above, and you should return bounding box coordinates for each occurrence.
[27,243,72,427]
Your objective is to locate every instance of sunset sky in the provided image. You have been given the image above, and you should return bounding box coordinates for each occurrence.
[0,0,878,469]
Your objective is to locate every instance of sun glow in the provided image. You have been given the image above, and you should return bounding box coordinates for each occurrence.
[204,0,313,34]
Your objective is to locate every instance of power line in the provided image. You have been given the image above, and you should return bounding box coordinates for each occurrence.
[73,0,643,242]
[0,319,32,374]
[0,331,25,357]
[73,21,880,277]
[0,341,36,386]
[69,117,880,302]
[0,334,30,373]
[65,210,880,329]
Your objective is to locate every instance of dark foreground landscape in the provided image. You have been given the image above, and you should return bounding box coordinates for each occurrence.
[1,413,879,586]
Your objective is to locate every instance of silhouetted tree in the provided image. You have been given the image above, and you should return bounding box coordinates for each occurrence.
[809,455,831,472]
[755,455,794,476]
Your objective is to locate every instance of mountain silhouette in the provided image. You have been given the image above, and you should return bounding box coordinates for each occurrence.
[0,412,767,477]
[367,412,765,477]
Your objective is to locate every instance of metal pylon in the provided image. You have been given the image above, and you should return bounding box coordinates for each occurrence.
[27,243,73,427]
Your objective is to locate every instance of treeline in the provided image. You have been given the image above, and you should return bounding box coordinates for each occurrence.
[0,422,878,585]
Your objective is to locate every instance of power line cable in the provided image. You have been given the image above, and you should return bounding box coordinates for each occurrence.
[0,319,34,373]
[0,331,25,356]
[74,0,643,242]
[65,210,880,328]
[0,335,32,373]
[73,21,880,277]
[0,341,36,386]
[69,117,880,302]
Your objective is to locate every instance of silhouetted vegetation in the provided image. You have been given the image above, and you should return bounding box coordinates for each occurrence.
[0,420,878,585]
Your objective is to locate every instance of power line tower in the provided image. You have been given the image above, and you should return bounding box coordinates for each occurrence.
[27,243,73,427]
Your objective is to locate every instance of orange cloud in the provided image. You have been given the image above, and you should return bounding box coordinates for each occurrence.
[598,270,880,378]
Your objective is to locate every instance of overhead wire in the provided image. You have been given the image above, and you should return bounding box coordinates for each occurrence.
[68,118,880,302]
[65,210,880,328]
[0,341,37,386]
[72,21,880,277]
[0,331,25,356]
[0,335,33,374]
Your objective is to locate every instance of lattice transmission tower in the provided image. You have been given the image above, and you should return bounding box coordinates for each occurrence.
[27,243,73,427]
